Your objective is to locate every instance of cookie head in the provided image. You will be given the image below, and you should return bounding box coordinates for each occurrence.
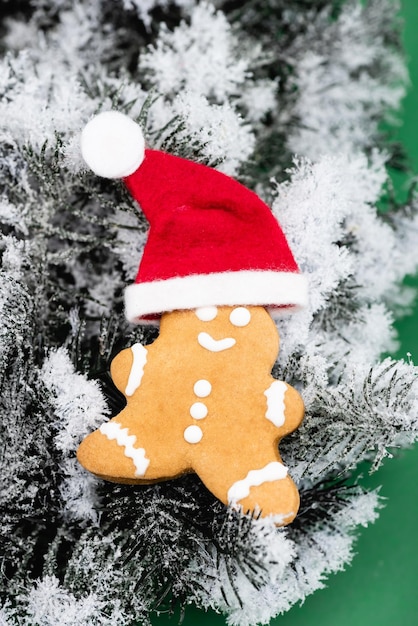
[160,305,280,366]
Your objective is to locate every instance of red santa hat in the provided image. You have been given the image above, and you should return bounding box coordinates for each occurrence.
[81,111,307,323]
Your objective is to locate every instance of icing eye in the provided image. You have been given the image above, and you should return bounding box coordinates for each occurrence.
[195,306,218,321]
[229,307,251,327]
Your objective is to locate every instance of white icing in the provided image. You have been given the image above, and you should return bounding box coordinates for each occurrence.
[228,461,288,504]
[198,332,236,352]
[190,402,208,419]
[264,381,287,427]
[195,306,218,321]
[229,307,251,327]
[193,379,212,398]
[99,421,150,476]
[125,343,148,396]
[184,425,203,444]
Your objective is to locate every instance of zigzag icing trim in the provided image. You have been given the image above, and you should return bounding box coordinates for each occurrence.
[264,380,287,427]
[125,343,148,396]
[228,461,288,505]
[99,421,150,477]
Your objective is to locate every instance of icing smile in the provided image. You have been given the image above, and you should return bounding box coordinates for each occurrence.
[197,332,236,352]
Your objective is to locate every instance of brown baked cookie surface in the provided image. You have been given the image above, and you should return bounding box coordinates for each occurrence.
[77,305,304,525]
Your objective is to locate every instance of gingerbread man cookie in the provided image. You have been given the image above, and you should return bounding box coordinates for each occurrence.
[78,111,308,525]
[77,305,304,523]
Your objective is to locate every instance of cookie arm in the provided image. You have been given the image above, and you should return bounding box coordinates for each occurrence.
[110,343,148,397]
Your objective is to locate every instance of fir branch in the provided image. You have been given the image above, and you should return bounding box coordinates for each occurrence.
[282,358,418,483]
[0,1,416,624]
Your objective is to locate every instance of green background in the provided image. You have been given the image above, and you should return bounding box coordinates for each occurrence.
[153,2,418,624]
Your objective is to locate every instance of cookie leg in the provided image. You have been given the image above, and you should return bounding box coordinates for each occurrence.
[227,460,299,524]
[77,411,188,484]
[195,453,299,525]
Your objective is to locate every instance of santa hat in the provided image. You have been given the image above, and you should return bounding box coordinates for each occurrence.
[81,111,307,323]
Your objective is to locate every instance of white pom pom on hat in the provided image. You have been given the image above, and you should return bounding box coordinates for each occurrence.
[80,111,145,179]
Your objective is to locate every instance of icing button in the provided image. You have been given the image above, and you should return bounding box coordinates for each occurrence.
[190,402,208,419]
[184,425,203,444]
[193,379,212,398]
